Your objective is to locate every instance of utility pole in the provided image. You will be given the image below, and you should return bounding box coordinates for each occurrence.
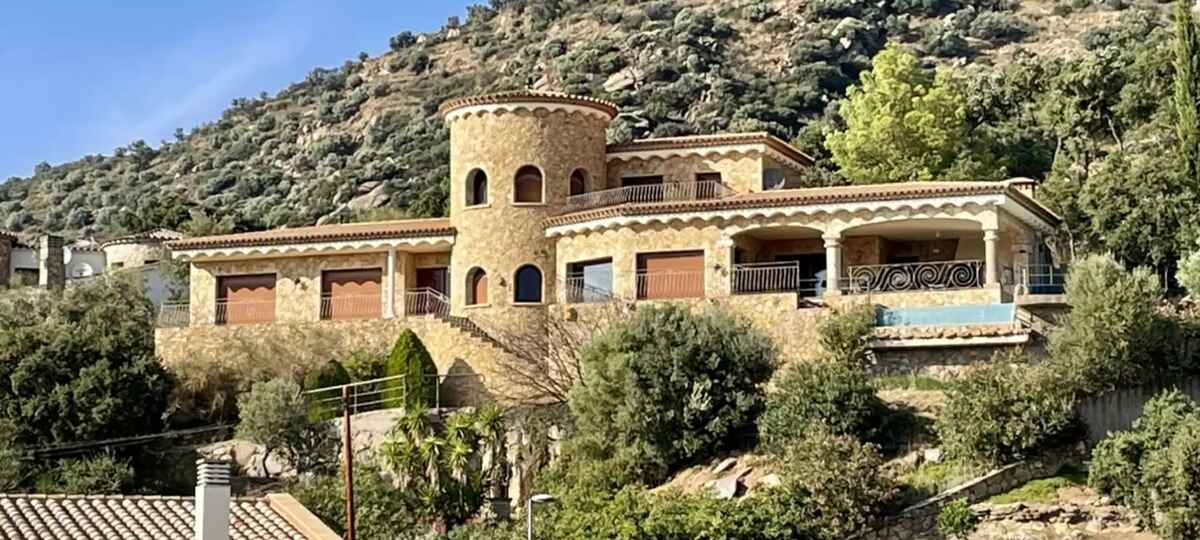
[342,385,356,540]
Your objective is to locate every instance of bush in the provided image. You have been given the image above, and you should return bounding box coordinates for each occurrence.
[776,428,894,539]
[818,304,876,366]
[303,360,351,421]
[937,498,978,539]
[1049,254,1161,394]
[288,461,419,539]
[1178,250,1200,298]
[967,11,1033,44]
[938,363,1081,464]
[569,304,777,485]
[36,454,135,495]
[382,330,438,410]
[1089,430,1148,510]
[344,350,387,381]
[759,360,884,453]
[236,378,338,475]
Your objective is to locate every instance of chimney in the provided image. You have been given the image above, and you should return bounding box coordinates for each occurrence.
[195,459,231,540]
[1007,177,1037,200]
[38,235,65,290]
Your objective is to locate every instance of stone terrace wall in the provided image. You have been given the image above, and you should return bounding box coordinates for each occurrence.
[852,448,1082,540]
[156,316,516,406]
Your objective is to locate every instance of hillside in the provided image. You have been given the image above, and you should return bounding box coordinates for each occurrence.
[0,0,1173,240]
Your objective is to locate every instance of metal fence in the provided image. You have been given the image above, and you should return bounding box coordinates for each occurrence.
[1078,377,1200,444]
[1015,264,1068,295]
[319,294,383,321]
[846,260,984,294]
[303,373,485,418]
[157,303,190,328]
[215,300,276,325]
[635,270,705,300]
[562,276,617,304]
[404,288,450,317]
[562,181,734,213]
[731,262,822,296]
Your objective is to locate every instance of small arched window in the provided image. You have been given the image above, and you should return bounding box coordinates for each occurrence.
[513,265,543,303]
[514,166,544,204]
[569,169,587,197]
[467,267,488,306]
[466,169,488,207]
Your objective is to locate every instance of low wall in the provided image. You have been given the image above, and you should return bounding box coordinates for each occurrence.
[853,448,1081,540]
[155,316,512,406]
[1078,377,1200,445]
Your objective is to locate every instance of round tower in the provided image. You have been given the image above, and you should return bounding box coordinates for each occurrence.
[440,91,616,331]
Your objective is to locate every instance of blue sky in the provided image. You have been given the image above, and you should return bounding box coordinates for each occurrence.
[0,0,477,180]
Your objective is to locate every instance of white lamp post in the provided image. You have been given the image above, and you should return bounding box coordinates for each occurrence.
[526,493,556,540]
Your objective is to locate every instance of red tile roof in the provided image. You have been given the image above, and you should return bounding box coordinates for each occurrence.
[607,132,815,166]
[167,219,454,251]
[546,181,1059,227]
[100,228,184,248]
[439,90,619,119]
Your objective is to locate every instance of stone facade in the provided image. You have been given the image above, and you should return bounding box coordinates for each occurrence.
[38,235,65,290]
[103,242,163,269]
[606,153,764,193]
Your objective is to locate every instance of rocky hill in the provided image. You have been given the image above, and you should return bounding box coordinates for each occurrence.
[0,0,1172,240]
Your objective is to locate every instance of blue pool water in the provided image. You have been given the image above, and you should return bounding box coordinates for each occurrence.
[876,303,1016,327]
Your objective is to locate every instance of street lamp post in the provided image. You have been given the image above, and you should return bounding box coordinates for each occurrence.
[526,494,556,540]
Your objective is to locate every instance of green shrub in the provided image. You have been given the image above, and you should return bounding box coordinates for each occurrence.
[35,454,135,495]
[1048,254,1161,394]
[344,350,388,381]
[382,330,438,410]
[288,461,419,539]
[759,360,884,454]
[817,303,876,366]
[569,304,777,485]
[236,378,338,475]
[777,428,894,539]
[937,498,977,539]
[938,363,1081,464]
[1143,424,1200,539]
[968,11,1033,44]
[1089,430,1148,509]
[1178,250,1200,298]
[303,359,351,421]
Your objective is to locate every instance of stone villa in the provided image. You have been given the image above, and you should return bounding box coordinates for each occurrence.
[157,91,1067,403]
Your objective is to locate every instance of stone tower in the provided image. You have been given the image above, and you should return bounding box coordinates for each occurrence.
[0,232,13,288]
[439,91,617,332]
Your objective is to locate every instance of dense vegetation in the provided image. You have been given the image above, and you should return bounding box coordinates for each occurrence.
[0,0,1190,279]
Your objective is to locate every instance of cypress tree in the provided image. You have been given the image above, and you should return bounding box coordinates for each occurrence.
[1175,0,1200,184]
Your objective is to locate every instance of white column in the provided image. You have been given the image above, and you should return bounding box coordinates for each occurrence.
[983,229,999,287]
[823,233,842,294]
[385,246,398,319]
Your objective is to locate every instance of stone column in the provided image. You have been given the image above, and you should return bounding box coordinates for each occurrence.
[983,228,1000,287]
[38,235,65,290]
[711,237,735,297]
[823,233,842,294]
[384,246,398,319]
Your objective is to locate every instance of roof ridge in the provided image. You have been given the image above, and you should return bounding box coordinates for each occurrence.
[439,90,619,118]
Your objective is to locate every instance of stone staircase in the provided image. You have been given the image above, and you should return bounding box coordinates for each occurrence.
[433,311,512,354]
[1016,308,1058,337]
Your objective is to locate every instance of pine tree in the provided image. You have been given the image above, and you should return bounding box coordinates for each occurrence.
[1175,0,1200,184]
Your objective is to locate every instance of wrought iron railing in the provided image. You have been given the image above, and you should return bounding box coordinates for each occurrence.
[562,276,617,304]
[303,373,486,418]
[215,299,276,325]
[636,270,705,300]
[319,294,383,321]
[157,303,191,328]
[846,260,985,294]
[405,287,450,317]
[731,262,822,297]
[562,181,734,213]
[1015,264,1068,295]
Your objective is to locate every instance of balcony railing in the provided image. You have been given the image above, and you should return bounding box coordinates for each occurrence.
[562,181,734,213]
[732,262,822,297]
[157,303,190,328]
[846,260,985,294]
[405,288,450,317]
[636,270,705,300]
[320,294,383,321]
[1015,264,1068,295]
[215,299,276,326]
[562,276,617,304]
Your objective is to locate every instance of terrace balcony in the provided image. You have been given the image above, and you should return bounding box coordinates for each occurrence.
[844,260,985,294]
[561,180,735,213]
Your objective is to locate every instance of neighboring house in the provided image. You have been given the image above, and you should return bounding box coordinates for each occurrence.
[158,91,1068,403]
[0,230,180,306]
[0,461,338,540]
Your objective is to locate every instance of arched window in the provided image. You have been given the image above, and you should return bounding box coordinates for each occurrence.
[514,165,544,204]
[513,265,543,303]
[569,169,588,197]
[466,169,488,207]
[467,267,488,305]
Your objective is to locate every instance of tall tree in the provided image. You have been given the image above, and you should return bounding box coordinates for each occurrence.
[1176,0,1200,184]
[826,45,1002,184]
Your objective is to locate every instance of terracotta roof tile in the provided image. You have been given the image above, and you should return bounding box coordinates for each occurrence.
[546,181,1059,227]
[607,132,815,165]
[0,494,313,540]
[101,229,184,248]
[0,231,15,242]
[439,90,619,119]
[167,218,454,251]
